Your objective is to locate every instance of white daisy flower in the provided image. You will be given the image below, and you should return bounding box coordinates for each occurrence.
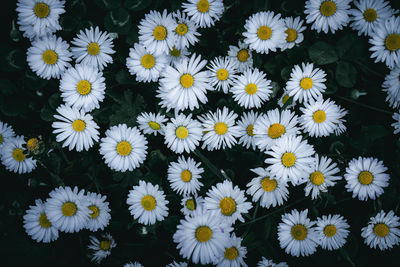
[126,42,168,83]
[138,9,176,56]
[137,112,168,136]
[0,121,15,150]
[45,186,90,233]
[286,62,327,103]
[204,180,252,225]
[228,41,253,73]
[281,16,306,51]
[213,233,247,267]
[167,46,190,67]
[200,107,241,151]
[207,56,238,94]
[1,135,36,174]
[369,16,400,69]
[124,262,144,267]
[344,157,389,201]
[164,113,203,154]
[126,180,169,225]
[99,124,148,172]
[230,68,272,109]
[172,10,201,49]
[157,53,213,111]
[52,104,100,152]
[59,64,106,112]
[303,155,341,200]
[316,214,350,250]
[27,35,72,80]
[85,192,111,232]
[246,167,289,209]
[305,0,351,34]
[277,90,296,109]
[168,156,204,196]
[253,108,299,152]
[88,233,116,264]
[361,210,400,250]
[265,135,315,185]
[166,261,188,267]
[16,0,65,40]
[382,66,400,109]
[243,11,287,54]
[278,209,319,257]
[350,0,395,37]
[257,257,288,267]
[299,98,348,137]
[173,208,233,265]
[236,111,259,150]
[71,26,115,71]
[23,199,59,243]
[392,112,400,134]
[182,0,224,28]
[181,194,204,217]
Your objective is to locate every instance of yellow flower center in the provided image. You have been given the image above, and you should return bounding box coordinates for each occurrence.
[313,110,326,124]
[195,226,212,242]
[180,74,194,88]
[62,202,77,217]
[88,205,99,219]
[141,54,155,69]
[358,171,373,185]
[246,124,255,136]
[363,8,377,22]
[320,1,337,17]
[100,240,111,251]
[141,195,156,211]
[385,34,400,52]
[181,170,192,182]
[310,171,325,185]
[176,23,188,35]
[197,0,210,13]
[261,177,277,192]
[72,119,86,132]
[87,42,100,55]
[285,28,297,42]
[281,152,296,167]
[257,25,272,40]
[169,46,181,57]
[237,49,250,62]
[282,94,290,104]
[12,148,26,162]
[291,224,307,240]
[245,83,258,95]
[217,68,229,81]
[176,126,189,139]
[324,224,337,237]
[224,246,239,260]
[42,50,58,65]
[268,123,285,139]
[116,141,132,156]
[215,122,228,135]
[76,80,91,95]
[153,25,167,41]
[26,138,39,152]
[373,223,389,237]
[148,121,161,130]
[38,213,51,228]
[34,3,50,18]
[186,199,196,210]
[219,197,236,216]
[300,77,313,90]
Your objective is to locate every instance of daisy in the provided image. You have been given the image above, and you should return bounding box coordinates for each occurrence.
[228,41,253,72]
[172,10,201,49]
[99,124,148,172]
[246,167,289,209]
[27,35,72,80]
[344,157,390,201]
[25,137,41,154]
[126,180,169,225]
[138,10,176,56]
[316,214,350,250]
[136,111,168,136]
[281,16,306,51]
[1,136,36,174]
[265,135,315,185]
[257,257,288,267]
[253,108,299,152]
[167,46,190,67]
[182,0,224,28]
[369,16,400,69]
[382,66,400,109]
[52,104,100,152]
[88,233,116,264]
[167,156,204,196]
[392,112,400,134]
[16,0,65,40]
[286,62,327,103]
[236,111,259,150]
[85,192,111,232]
[213,234,247,267]
[204,180,252,225]
[166,261,188,267]
[164,113,203,154]
[181,194,204,217]
[124,262,144,267]
[350,0,395,37]
[200,107,241,151]
[45,186,90,233]
[71,26,115,71]
[243,11,287,54]
[277,209,319,257]
[126,42,168,83]
[277,90,296,109]
[59,64,106,112]
[303,155,341,199]
[0,121,15,150]
[23,199,59,243]
[230,68,272,109]
[207,56,238,94]
[157,53,213,111]
[361,210,400,250]
[304,0,352,34]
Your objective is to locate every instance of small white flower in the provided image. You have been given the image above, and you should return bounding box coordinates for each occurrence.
[382,66,400,109]
[88,233,117,264]
[213,233,248,267]
[228,41,253,72]
[181,194,204,217]
[137,112,168,136]
[257,257,288,267]
[316,214,350,250]
[168,156,204,196]
[207,56,238,94]
[1,135,37,174]
[392,112,400,134]
[172,10,201,49]
[182,0,224,28]
[0,121,15,150]
[236,111,259,150]
[85,192,111,232]
[281,16,306,51]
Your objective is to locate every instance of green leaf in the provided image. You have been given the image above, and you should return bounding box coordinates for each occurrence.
[336,34,357,58]
[308,41,339,65]
[115,69,136,85]
[361,125,390,142]
[6,49,25,70]
[104,8,131,34]
[125,0,153,11]
[336,61,357,88]
[59,16,78,32]
[109,90,145,126]
[40,104,55,122]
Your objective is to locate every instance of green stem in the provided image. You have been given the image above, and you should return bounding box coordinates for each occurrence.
[355,60,385,78]
[241,202,259,239]
[334,95,392,115]
[37,160,64,186]
[193,149,224,180]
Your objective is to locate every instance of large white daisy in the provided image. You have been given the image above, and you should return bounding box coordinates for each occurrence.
[316,214,350,250]
[1,135,36,174]
[182,0,224,28]
[168,156,204,196]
